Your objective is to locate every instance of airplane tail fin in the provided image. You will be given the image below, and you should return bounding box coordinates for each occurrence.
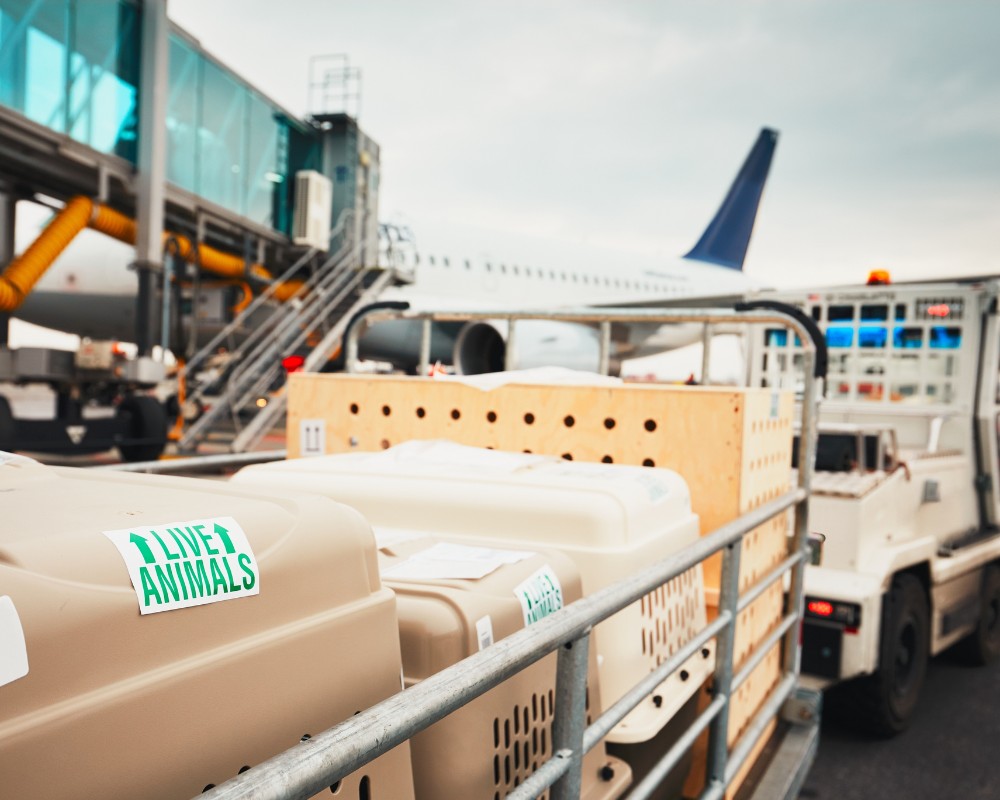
[683,127,778,271]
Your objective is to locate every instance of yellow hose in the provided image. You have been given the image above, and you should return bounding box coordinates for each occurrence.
[90,204,305,301]
[0,195,304,311]
[0,196,94,310]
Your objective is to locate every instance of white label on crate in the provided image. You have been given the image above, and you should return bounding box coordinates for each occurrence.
[300,419,326,456]
[381,542,535,582]
[515,566,564,627]
[103,517,260,615]
[0,597,29,688]
[476,615,494,651]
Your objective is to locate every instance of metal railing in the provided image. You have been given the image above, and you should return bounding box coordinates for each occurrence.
[200,303,823,800]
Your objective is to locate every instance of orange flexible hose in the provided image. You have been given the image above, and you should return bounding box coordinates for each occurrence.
[0,196,94,310]
[90,204,305,300]
[0,195,304,312]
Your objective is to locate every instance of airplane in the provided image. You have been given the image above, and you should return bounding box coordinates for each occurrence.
[10,127,778,376]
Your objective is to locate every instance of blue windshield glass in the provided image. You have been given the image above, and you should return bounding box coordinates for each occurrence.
[826,326,853,348]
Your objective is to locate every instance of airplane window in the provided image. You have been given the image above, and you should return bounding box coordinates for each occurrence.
[414,254,420,265]
[429,256,436,266]
[614,279,621,288]
[501,264,507,274]
[572,274,578,283]
[559,272,565,281]
[525,267,532,277]
[895,303,907,320]
[513,265,520,275]
[443,257,450,268]
[605,277,611,287]
[486,263,492,272]
[465,259,472,270]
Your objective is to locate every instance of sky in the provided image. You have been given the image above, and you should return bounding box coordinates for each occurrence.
[165,0,1000,289]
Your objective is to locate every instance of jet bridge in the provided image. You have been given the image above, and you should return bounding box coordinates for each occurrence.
[0,0,402,460]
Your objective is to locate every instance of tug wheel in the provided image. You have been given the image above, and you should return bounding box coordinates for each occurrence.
[116,395,168,463]
[848,573,929,737]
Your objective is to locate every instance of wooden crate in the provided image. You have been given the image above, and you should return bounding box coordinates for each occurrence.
[288,373,794,795]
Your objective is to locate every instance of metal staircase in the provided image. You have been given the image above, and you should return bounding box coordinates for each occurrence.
[176,225,402,454]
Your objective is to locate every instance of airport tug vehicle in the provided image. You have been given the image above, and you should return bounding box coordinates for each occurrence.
[751,277,1000,735]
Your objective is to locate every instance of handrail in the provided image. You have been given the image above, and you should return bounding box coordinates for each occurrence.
[197,302,823,800]
[200,489,805,800]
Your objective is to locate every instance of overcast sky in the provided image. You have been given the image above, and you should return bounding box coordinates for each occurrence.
[167,0,1000,290]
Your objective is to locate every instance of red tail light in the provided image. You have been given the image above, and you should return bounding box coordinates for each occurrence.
[807,600,834,617]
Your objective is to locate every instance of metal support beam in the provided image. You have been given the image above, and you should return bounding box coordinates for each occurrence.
[133,0,169,354]
[705,538,742,790]
[550,632,590,800]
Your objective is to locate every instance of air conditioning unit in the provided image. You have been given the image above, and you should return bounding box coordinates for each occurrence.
[292,170,333,251]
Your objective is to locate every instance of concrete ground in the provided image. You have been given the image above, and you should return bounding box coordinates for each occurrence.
[800,647,1000,799]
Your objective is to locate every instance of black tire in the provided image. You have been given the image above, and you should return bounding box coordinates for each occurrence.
[0,395,15,452]
[116,395,168,463]
[958,564,1000,666]
[847,573,929,737]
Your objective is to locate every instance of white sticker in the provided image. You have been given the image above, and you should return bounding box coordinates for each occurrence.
[514,565,564,626]
[103,516,260,615]
[300,419,326,456]
[770,391,780,419]
[381,542,535,582]
[0,596,29,688]
[476,615,494,651]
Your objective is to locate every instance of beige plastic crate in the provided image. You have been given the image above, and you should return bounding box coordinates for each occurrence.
[288,373,792,617]
[378,533,631,800]
[233,441,714,747]
[0,455,414,800]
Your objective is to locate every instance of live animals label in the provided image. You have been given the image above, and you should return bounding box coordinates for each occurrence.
[104,516,260,615]
[514,566,563,626]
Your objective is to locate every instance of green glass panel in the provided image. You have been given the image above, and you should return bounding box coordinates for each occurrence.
[245,90,281,226]
[166,34,199,193]
[198,57,247,212]
[70,0,139,160]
